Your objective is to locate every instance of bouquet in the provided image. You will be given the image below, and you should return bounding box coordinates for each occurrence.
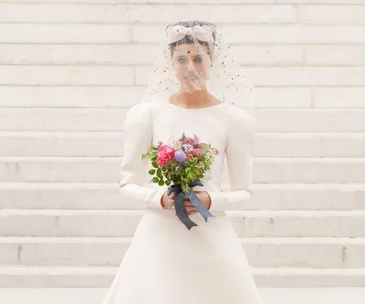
[141,133,219,230]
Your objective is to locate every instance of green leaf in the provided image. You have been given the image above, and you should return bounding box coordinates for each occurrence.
[166,180,171,186]
[152,177,159,183]
[158,180,164,186]
[141,153,149,160]
[152,161,158,168]
[157,168,162,178]
[148,169,156,175]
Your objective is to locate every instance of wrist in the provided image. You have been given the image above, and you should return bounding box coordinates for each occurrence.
[160,193,166,209]
[205,191,212,209]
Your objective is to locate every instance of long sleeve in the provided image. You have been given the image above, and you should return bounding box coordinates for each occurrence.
[119,102,166,209]
[207,110,256,211]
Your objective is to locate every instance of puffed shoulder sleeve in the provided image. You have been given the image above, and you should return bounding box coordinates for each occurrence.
[208,110,256,211]
[119,102,166,209]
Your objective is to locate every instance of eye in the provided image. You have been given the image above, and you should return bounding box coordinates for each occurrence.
[177,58,187,64]
[194,57,203,63]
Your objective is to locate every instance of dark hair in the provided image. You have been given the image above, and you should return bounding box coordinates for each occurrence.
[166,20,217,57]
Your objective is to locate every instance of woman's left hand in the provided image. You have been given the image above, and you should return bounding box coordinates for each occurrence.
[184,191,211,215]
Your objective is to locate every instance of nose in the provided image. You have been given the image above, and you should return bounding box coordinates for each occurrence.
[186,59,195,72]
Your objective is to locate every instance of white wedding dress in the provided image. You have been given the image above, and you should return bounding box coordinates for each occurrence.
[101,100,264,304]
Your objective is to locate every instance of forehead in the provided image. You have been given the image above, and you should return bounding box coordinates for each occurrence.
[172,43,209,56]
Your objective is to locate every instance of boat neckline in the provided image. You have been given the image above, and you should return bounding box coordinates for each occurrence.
[166,102,226,111]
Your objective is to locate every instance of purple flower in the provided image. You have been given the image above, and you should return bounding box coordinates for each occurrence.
[181,144,193,154]
[174,150,187,164]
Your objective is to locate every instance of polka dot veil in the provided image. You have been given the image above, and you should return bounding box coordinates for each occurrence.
[140,20,256,121]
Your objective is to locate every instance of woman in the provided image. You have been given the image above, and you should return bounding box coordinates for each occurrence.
[102,20,264,304]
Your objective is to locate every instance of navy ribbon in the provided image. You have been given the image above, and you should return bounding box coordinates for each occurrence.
[166,179,215,230]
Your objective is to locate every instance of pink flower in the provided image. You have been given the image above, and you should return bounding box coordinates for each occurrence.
[188,153,194,159]
[157,145,175,167]
[192,148,202,158]
[187,137,195,145]
[157,158,168,167]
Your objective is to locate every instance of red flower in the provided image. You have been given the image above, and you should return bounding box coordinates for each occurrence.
[157,145,175,167]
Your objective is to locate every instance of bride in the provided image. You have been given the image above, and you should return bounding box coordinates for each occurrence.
[101,20,264,304]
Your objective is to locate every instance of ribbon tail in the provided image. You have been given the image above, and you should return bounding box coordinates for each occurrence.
[174,192,198,230]
[186,190,214,222]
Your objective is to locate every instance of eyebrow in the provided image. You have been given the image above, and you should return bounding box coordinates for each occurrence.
[176,54,202,58]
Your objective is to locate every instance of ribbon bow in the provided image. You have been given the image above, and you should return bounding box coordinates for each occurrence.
[167,179,215,230]
[166,25,215,44]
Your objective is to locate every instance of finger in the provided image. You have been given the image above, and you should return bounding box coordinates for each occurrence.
[167,199,175,208]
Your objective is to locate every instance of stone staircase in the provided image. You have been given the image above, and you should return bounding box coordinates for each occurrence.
[0,182,364,287]
[0,0,365,288]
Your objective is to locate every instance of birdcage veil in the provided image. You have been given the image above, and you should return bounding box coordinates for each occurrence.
[140,20,256,121]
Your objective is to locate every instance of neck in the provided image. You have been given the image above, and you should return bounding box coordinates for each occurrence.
[175,89,211,106]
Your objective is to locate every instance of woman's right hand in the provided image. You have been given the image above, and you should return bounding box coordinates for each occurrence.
[161,191,175,209]
[161,191,190,210]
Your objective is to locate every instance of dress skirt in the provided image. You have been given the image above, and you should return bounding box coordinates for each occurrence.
[101,207,265,304]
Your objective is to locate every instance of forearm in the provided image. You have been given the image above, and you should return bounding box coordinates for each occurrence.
[207,189,252,211]
[119,183,166,209]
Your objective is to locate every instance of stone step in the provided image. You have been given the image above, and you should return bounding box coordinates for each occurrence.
[1,156,365,183]
[0,3,311,25]
[0,265,364,288]
[1,132,365,158]
[0,210,364,237]
[0,86,364,110]
[1,23,365,45]
[2,44,365,69]
[0,182,364,210]
[0,237,363,269]
[1,108,365,132]
[1,3,365,27]
[1,287,365,304]
[0,44,299,66]
[3,65,364,86]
